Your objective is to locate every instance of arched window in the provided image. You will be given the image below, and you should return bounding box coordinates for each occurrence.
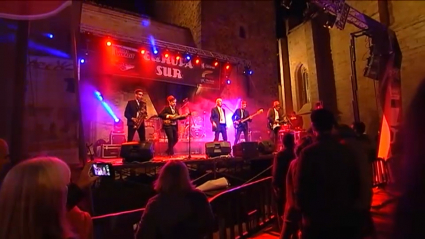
[295,65,310,110]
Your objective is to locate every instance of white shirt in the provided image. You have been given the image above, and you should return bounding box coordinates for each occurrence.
[218,107,225,124]
[274,109,279,121]
[170,106,175,114]
[241,109,244,118]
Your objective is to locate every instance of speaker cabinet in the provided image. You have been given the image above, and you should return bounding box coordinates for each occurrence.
[120,141,154,162]
[233,142,259,159]
[205,141,231,157]
[258,140,275,155]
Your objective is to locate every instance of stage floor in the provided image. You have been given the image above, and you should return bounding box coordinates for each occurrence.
[94,154,207,165]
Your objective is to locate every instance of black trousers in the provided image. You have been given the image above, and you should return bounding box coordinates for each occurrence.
[127,123,146,142]
[269,127,280,149]
[234,127,249,145]
[163,125,178,155]
[214,124,228,141]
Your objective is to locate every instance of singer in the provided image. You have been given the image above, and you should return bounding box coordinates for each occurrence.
[210,98,228,141]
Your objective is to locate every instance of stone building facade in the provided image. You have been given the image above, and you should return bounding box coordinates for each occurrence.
[284,1,425,135]
[154,1,280,109]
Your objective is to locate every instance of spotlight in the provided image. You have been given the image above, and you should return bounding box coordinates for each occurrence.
[46,33,54,39]
[106,41,112,46]
[226,79,231,85]
[213,61,219,67]
[164,53,169,58]
[323,13,337,29]
[176,55,181,60]
[184,54,191,60]
[225,64,230,70]
[195,58,200,64]
[80,59,85,64]
[140,49,146,54]
[153,50,158,55]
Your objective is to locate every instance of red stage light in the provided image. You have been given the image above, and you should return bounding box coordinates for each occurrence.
[195,59,200,64]
[165,53,169,58]
[214,61,219,66]
[106,41,112,46]
[140,49,146,54]
[225,65,230,70]
[176,56,180,60]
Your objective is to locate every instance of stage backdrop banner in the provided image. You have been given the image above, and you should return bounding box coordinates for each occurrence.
[102,44,222,89]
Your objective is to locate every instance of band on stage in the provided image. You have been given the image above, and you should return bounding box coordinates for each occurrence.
[124,89,305,155]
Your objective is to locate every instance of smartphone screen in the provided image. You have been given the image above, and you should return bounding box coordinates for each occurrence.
[91,163,112,177]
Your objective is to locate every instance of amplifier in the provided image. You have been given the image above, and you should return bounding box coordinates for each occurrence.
[101,144,121,159]
[205,141,231,157]
[110,131,126,144]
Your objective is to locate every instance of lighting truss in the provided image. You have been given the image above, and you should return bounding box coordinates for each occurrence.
[80,24,251,66]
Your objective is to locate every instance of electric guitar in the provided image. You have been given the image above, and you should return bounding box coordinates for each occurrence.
[233,109,264,129]
[269,119,287,130]
[163,112,191,126]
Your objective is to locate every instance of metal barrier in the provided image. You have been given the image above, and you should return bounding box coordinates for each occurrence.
[372,158,392,187]
[91,177,275,239]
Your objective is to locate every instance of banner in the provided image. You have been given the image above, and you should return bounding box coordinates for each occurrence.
[103,44,222,89]
[0,0,71,20]
[24,56,79,164]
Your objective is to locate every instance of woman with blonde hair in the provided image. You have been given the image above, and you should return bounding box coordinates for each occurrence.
[0,157,75,239]
[135,160,214,239]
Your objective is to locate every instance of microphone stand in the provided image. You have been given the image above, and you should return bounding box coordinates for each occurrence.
[187,103,192,159]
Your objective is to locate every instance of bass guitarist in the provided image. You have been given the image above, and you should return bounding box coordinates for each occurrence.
[158,95,189,156]
[232,101,252,145]
[267,101,286,146]
[124,89,147,142]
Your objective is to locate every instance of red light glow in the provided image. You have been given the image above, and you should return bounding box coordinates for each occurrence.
[176,56,180,60]
[225,65,230,70]
[140,49,146,54]
[165,53,169,58]
[214,62,219,66]
[106,41,112,46]
[195,59,200,64]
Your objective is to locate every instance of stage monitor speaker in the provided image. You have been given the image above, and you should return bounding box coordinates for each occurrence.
[258,140,275,155]
[205,141,231,157]
[120,141,153,162]
[233,142,259,159]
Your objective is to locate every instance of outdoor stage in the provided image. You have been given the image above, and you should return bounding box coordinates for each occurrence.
[91,153,275,215]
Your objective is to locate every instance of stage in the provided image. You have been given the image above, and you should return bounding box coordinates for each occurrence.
[91,153,275,215]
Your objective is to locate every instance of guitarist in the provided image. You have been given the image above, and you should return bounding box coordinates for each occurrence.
[267,101,285,146]
[158,95,189,156]
[124,89,147,142]
[232,101,252,145]
[210,98,228,141]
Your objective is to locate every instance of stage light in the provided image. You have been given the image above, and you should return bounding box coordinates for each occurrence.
[248,70,253,75]
[80,59,85,64]
[176,55,181,60]
[46,33,54,39]
[140,49,146,54]
[153,50,158,54]
[94,91,120,122]
[225,64,230,70]
[213,61,219,67]
[195,58,200,64]
[164,53,169,58]
[184,54,191,60]
[244,66,253,75]
[106,41,112,46]
[226,79,231,85]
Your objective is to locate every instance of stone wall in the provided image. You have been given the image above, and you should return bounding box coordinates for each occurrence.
[201,0,279,108]
[286,1,425,135]
[154,0,202,47]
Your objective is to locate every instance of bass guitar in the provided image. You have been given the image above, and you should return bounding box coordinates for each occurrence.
[163,112,191,126]
[233,109,264,129]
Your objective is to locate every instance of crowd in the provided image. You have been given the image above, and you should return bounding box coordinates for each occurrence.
[1,79,425,239]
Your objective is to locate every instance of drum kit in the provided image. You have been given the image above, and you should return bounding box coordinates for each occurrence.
[180,111,206,140]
